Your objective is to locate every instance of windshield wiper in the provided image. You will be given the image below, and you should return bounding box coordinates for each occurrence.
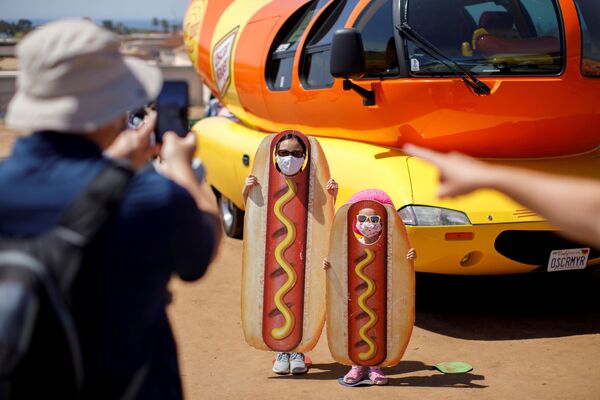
[396,23,491,96]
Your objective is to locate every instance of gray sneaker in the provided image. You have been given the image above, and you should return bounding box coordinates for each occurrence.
[290,352,307,374]
[273,352,290,374]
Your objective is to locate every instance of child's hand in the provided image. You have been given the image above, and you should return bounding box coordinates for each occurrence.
[242,174,259,205]
[326,178,338,202]
[406,248,416,261]
[245,174,258,187]
[322,258,331,270]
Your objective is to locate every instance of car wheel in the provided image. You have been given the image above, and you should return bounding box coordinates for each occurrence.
[218,193,244,238]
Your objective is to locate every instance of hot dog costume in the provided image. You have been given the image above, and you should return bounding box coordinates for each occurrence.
[327,191,415,367]
[242,130,334,352]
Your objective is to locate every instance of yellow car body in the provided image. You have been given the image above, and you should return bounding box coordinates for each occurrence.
[193,116,600,275]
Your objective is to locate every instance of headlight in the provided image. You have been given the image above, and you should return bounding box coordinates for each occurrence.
[398,205,471,226]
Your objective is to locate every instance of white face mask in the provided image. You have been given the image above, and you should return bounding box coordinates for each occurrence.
[276,155,304,176]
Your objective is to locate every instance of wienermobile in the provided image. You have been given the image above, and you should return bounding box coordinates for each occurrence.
[183,0,600,274]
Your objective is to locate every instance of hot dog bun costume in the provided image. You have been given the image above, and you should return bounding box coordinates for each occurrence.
[242,130,334,352]
[327,191,415,367]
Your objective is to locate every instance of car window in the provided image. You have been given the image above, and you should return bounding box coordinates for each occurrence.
[405,0,563,76]
[354,0,399,78]
[301,0,359,89]
[573,0,600,77]
[266,0,330,91]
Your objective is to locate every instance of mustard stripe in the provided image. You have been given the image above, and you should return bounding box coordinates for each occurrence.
[271,178,298,340]
[355,248,378,361]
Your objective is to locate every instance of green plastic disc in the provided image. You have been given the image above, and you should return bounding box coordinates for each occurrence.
[433,361,473,374]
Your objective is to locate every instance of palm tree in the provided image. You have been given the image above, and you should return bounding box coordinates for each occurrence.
[102,20,114,31]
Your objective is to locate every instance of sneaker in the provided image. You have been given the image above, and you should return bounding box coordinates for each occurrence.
[343,366,365,384]
[273,352,290,374]
[289,352,308,374]
[368,367,388,385]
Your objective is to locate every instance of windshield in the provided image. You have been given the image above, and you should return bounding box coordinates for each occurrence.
[405,0,563,76]
[573,0,600,77]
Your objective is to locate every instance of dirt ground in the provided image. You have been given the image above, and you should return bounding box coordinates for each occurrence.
[171,237,600,400]
[1,127,599,399]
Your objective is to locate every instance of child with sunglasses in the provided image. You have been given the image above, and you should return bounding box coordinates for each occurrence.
[242,132,338,375]
[243,132,338,203]
[323,189,415,385]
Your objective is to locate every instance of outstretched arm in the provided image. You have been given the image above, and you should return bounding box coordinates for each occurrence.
[403,144,600,248]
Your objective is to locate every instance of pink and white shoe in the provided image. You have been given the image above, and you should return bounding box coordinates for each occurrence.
[368,367,388,385]
[343,366,365,384]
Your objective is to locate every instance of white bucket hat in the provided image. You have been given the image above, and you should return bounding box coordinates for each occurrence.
[6,18,162,133]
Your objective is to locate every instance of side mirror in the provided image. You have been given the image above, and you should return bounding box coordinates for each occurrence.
[330,28,366,79]
[330,28,375,106]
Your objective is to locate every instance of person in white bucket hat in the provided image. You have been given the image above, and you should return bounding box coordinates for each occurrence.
[6,18,162,133]
[1,19,221,399]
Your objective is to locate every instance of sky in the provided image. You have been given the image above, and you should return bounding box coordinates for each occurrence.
[3,0,190,21]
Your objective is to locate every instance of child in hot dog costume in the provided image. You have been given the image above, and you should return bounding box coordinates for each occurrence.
[324,189,415,385]
[242,130,337,375]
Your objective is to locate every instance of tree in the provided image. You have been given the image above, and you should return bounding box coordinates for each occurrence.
[102,20,114,31]
[15,19,33,33]
[152,17,159,31]
[115,22,129,35]
[161,18,169,33]
[0,20,14,36]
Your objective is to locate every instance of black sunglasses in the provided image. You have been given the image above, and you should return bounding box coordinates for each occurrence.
[277,149,305,158]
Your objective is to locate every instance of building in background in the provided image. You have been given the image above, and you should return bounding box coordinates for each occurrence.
[1,30,208,120]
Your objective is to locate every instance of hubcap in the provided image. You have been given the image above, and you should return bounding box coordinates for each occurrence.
[220,196,234,229]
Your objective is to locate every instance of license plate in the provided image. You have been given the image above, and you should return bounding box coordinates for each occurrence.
[547,248,590,272]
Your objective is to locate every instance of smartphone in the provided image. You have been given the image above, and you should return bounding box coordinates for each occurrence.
[154,81,189,143]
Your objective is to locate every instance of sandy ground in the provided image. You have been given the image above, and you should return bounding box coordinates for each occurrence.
[2,127,599,399]
[170,237,600,400]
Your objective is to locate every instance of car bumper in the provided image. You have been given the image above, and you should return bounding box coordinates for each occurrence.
[407,222,600,275]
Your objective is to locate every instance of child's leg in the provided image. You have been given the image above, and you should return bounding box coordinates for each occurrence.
[368,366,388,385]
[343,365,365,384]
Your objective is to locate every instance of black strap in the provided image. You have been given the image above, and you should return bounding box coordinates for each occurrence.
[56,159,135,247]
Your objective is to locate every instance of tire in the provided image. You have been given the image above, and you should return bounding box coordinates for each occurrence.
[218,193,244,238]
